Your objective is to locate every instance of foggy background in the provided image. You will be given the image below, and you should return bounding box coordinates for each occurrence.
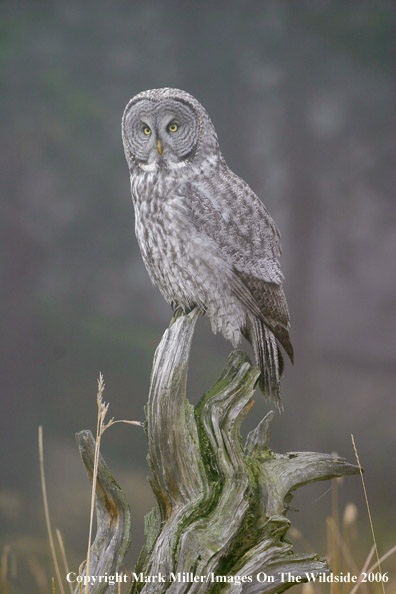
[1,1,395,591]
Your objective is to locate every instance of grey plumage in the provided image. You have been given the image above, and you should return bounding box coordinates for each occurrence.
[121,88,293,409]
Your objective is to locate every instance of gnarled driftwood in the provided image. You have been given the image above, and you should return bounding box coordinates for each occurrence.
[77,307,359,593]
[74,430,131,594]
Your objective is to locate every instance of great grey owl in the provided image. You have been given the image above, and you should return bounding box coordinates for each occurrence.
[121,88,293,409]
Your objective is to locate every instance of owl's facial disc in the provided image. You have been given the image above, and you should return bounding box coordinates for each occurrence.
[123,98,201,169]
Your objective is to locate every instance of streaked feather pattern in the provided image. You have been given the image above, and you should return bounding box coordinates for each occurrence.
[122,88,293,410]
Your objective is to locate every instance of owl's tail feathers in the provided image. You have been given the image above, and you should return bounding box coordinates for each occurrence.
[274,324,294,365]
[247,317,285,412]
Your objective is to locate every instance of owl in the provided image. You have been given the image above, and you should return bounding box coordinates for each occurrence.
[121,88,293,409]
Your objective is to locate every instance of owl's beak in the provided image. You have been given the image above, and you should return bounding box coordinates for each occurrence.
[157,140,163,155]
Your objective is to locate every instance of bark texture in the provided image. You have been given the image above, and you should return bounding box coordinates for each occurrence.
[74,430,132,594]
[76,308,359,594]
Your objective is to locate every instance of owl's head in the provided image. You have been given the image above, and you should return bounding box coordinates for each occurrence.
[122,88,219,172]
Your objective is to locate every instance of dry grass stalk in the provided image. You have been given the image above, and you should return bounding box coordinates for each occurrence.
[326,516,336,568]
[327,517,360,576]
[84,373,142,594]
[84,373,106,594]
[289,526,315,554]
[38,426,65,594]
[8,550,16,581]
[56,530,73,594]
[27,555,49,593]
[290,481,396,594]
[342,502,358,566]
[351,434,385,594]
[0,545,10,594]
[351,544,396,594]
[102,419,143,430]
[366,544,396,573]
[348,546,375,594]
[301,583,316,594]
[331,478,341,594]
[78,562,84,594]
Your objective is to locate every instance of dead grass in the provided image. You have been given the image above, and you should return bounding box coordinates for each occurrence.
[1,382,394,594]
[291,437,396,594]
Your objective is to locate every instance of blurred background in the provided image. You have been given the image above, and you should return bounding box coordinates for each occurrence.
[1,1,395,592]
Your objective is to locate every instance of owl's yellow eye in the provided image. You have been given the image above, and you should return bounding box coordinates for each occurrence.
[143,126,151,135]
[168,123,178,133]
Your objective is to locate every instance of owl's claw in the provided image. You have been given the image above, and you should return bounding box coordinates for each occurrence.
[170,300,180,313]
[170,302,199,323]
[171,301,193,314]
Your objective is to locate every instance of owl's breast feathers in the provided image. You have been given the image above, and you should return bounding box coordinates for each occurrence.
[130,163,293,363]
[131,170,235,320]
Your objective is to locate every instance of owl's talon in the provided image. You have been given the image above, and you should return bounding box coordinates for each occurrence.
[174,303,186,314]
[170,304,184,324]
[171,303,198,321]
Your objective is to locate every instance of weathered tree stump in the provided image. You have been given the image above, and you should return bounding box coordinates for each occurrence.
[77,308,359,593]
[74,430,131,594]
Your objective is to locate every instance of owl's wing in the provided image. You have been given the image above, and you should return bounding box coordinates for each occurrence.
[187,172,283,283]
[183,171,293,361]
